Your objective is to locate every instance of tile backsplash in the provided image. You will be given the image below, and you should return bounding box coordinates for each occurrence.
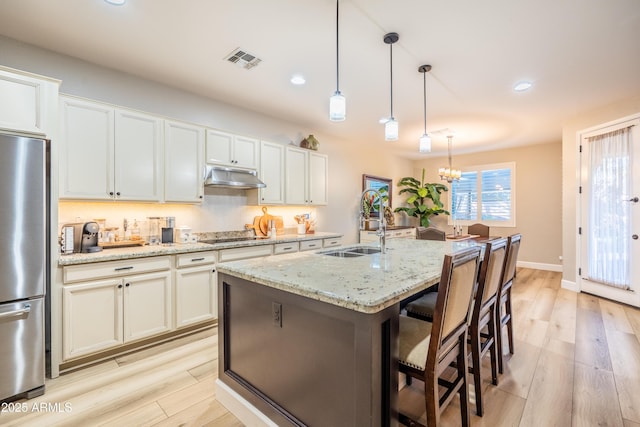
[58,193,318,240]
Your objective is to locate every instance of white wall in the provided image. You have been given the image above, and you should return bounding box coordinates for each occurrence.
[414,142,563,269]
[0,35,413,244]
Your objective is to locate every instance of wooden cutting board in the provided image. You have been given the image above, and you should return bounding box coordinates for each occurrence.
[259,207,286,235]
[272,216,284,235]
[245,216,266,236]
[259,207,271,235]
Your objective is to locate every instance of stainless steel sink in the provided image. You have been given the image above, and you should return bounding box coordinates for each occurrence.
[319,250,364,258]
[319,246,381,257]
[345,247,381,255]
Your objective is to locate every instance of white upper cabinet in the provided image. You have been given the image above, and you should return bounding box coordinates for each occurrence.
[0,66,59,136]
[285,147,328,206]
[206,129,258,169]
[308,151,329,205]
[59,96,162,201]
[59,97,115,200]
[114,109,162,201]
[164,120,204,203]
[285,146,308,205]
[259,141,285,205]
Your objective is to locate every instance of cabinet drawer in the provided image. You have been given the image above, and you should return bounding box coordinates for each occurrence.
[274,242,299,255]
[176,251,217,268]
[218,245,272,262]
[299,239,322,251]
[398,228,416,238]
[63,256,171,284]
[323,237,342,248]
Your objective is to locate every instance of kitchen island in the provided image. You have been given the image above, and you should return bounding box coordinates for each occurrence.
[215,238,483,427]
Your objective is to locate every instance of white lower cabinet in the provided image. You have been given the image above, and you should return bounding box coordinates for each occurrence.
[62,278,123,360]
[175,252,217,328]
[300,239,323,251]
[123,271,173,342]
[62,257,172,361]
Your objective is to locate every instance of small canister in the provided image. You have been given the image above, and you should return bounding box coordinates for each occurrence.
[174,226,192,244]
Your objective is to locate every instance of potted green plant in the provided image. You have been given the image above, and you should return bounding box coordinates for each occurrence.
[394,168,449,227]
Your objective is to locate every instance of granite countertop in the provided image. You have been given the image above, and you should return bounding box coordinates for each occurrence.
[58,232,342,266]
[216,238,483,314]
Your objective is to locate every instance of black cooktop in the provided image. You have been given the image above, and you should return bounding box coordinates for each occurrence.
[200,237,260,244]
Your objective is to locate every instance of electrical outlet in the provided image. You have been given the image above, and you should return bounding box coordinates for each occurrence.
[272,302,282,327]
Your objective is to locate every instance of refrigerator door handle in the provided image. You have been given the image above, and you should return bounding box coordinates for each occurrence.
[0,304,31,320]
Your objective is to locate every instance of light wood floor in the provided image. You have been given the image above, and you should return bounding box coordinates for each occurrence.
[2,268,640,426]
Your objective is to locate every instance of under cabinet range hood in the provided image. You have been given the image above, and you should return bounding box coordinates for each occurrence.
[204,165,266,189]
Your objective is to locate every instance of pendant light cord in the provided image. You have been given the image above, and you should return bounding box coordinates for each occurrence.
[335,0,340,92]
[423,71,427,134]
[448,136,453,169]
[389,41,394,118]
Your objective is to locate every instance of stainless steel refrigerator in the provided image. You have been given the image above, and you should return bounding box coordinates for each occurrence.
[0,133,47,402]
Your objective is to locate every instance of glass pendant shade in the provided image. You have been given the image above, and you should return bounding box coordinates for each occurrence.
[419,133,431,153]
[329,91,346,121]
[385,118,399,141]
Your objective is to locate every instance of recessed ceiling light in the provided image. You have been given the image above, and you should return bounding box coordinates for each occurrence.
[104,0,126,5]
[514,81,533,92]
[290,75,306,85]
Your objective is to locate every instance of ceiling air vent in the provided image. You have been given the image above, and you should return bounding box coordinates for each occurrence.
[225,48,262,70]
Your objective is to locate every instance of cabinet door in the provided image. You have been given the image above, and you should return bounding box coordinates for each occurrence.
[0,67,57,135]
[233,135,259,169]
[59,97,114,200]
[123,271,172,342]
[308,152,328,205]
[205,129,233,165]
[62,278,123,360]
[285,146,308,205]
[175,264,217,328]
[259,141,285,204]
[114,109,162,201]
[164,120,204,203]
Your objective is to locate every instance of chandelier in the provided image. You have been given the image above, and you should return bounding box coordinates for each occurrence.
[439,135,461,182]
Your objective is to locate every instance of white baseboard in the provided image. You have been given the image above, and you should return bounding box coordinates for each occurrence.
[517,261,562,272]
[561,279,578,292]
[215,379,278,427]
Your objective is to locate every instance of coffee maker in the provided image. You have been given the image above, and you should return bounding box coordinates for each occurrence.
[80,222,103,253]
[162,216,175,244]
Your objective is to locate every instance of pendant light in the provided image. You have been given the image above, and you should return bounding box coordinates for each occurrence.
[439,135,462,182]
[418,64,432,153]
[383,32,399,141]
[329,0,346,121]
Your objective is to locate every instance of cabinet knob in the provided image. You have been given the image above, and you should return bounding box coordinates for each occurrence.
[199,195,203,199]
[125,283,130,287]
[117,284,123,289]
[212,269,216,273]
[109,191,114,196]
[116,192,121,196]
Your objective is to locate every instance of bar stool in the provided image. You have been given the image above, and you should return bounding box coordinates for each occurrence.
[398,246,481,427]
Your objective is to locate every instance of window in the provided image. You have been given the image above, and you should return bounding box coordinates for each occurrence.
[448,162,515,227]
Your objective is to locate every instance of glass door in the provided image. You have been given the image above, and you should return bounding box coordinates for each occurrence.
[579,117,640,307]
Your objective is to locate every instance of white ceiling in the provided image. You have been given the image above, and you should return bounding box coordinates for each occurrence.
[1,0,639,159]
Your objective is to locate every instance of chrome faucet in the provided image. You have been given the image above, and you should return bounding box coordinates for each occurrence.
[360,188,386,253]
